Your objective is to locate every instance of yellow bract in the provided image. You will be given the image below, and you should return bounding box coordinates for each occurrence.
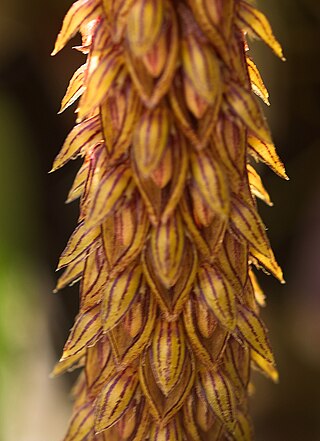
[58,221,100,269]
[182,35,221,104]
[197,366,236,433]
[101,262,142,331]
[150,212,185,287]
[59,64,86,113]
[86,163,134,227]
[150,319,187,395]
[194,263,237,331]
[237,303,275,365]
[238,0,285,60]
[248,132,289,179]
[127,0,164,56]
[62,305,102,359]
[52,115,101,172]
[190,149,230,218]
[95,367,139,432]
[246,57,270,106]
[133,106,170,176]
[52,0,101,55]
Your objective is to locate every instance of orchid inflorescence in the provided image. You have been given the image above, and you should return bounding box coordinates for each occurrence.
[51,0,287,439]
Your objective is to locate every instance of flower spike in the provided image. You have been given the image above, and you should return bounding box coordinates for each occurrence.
[52,0,286,439]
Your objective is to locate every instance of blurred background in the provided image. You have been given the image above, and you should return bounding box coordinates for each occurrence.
[0,0,319,440]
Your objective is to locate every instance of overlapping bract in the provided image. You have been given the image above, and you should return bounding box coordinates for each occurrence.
[52,0,286,439]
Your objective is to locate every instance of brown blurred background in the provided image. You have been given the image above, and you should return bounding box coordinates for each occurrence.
[0,0,319,440]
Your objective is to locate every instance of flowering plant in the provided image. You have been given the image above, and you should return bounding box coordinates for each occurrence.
[52,0,286,439]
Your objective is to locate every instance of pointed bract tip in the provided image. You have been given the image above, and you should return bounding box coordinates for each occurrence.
[51,47,59,57]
